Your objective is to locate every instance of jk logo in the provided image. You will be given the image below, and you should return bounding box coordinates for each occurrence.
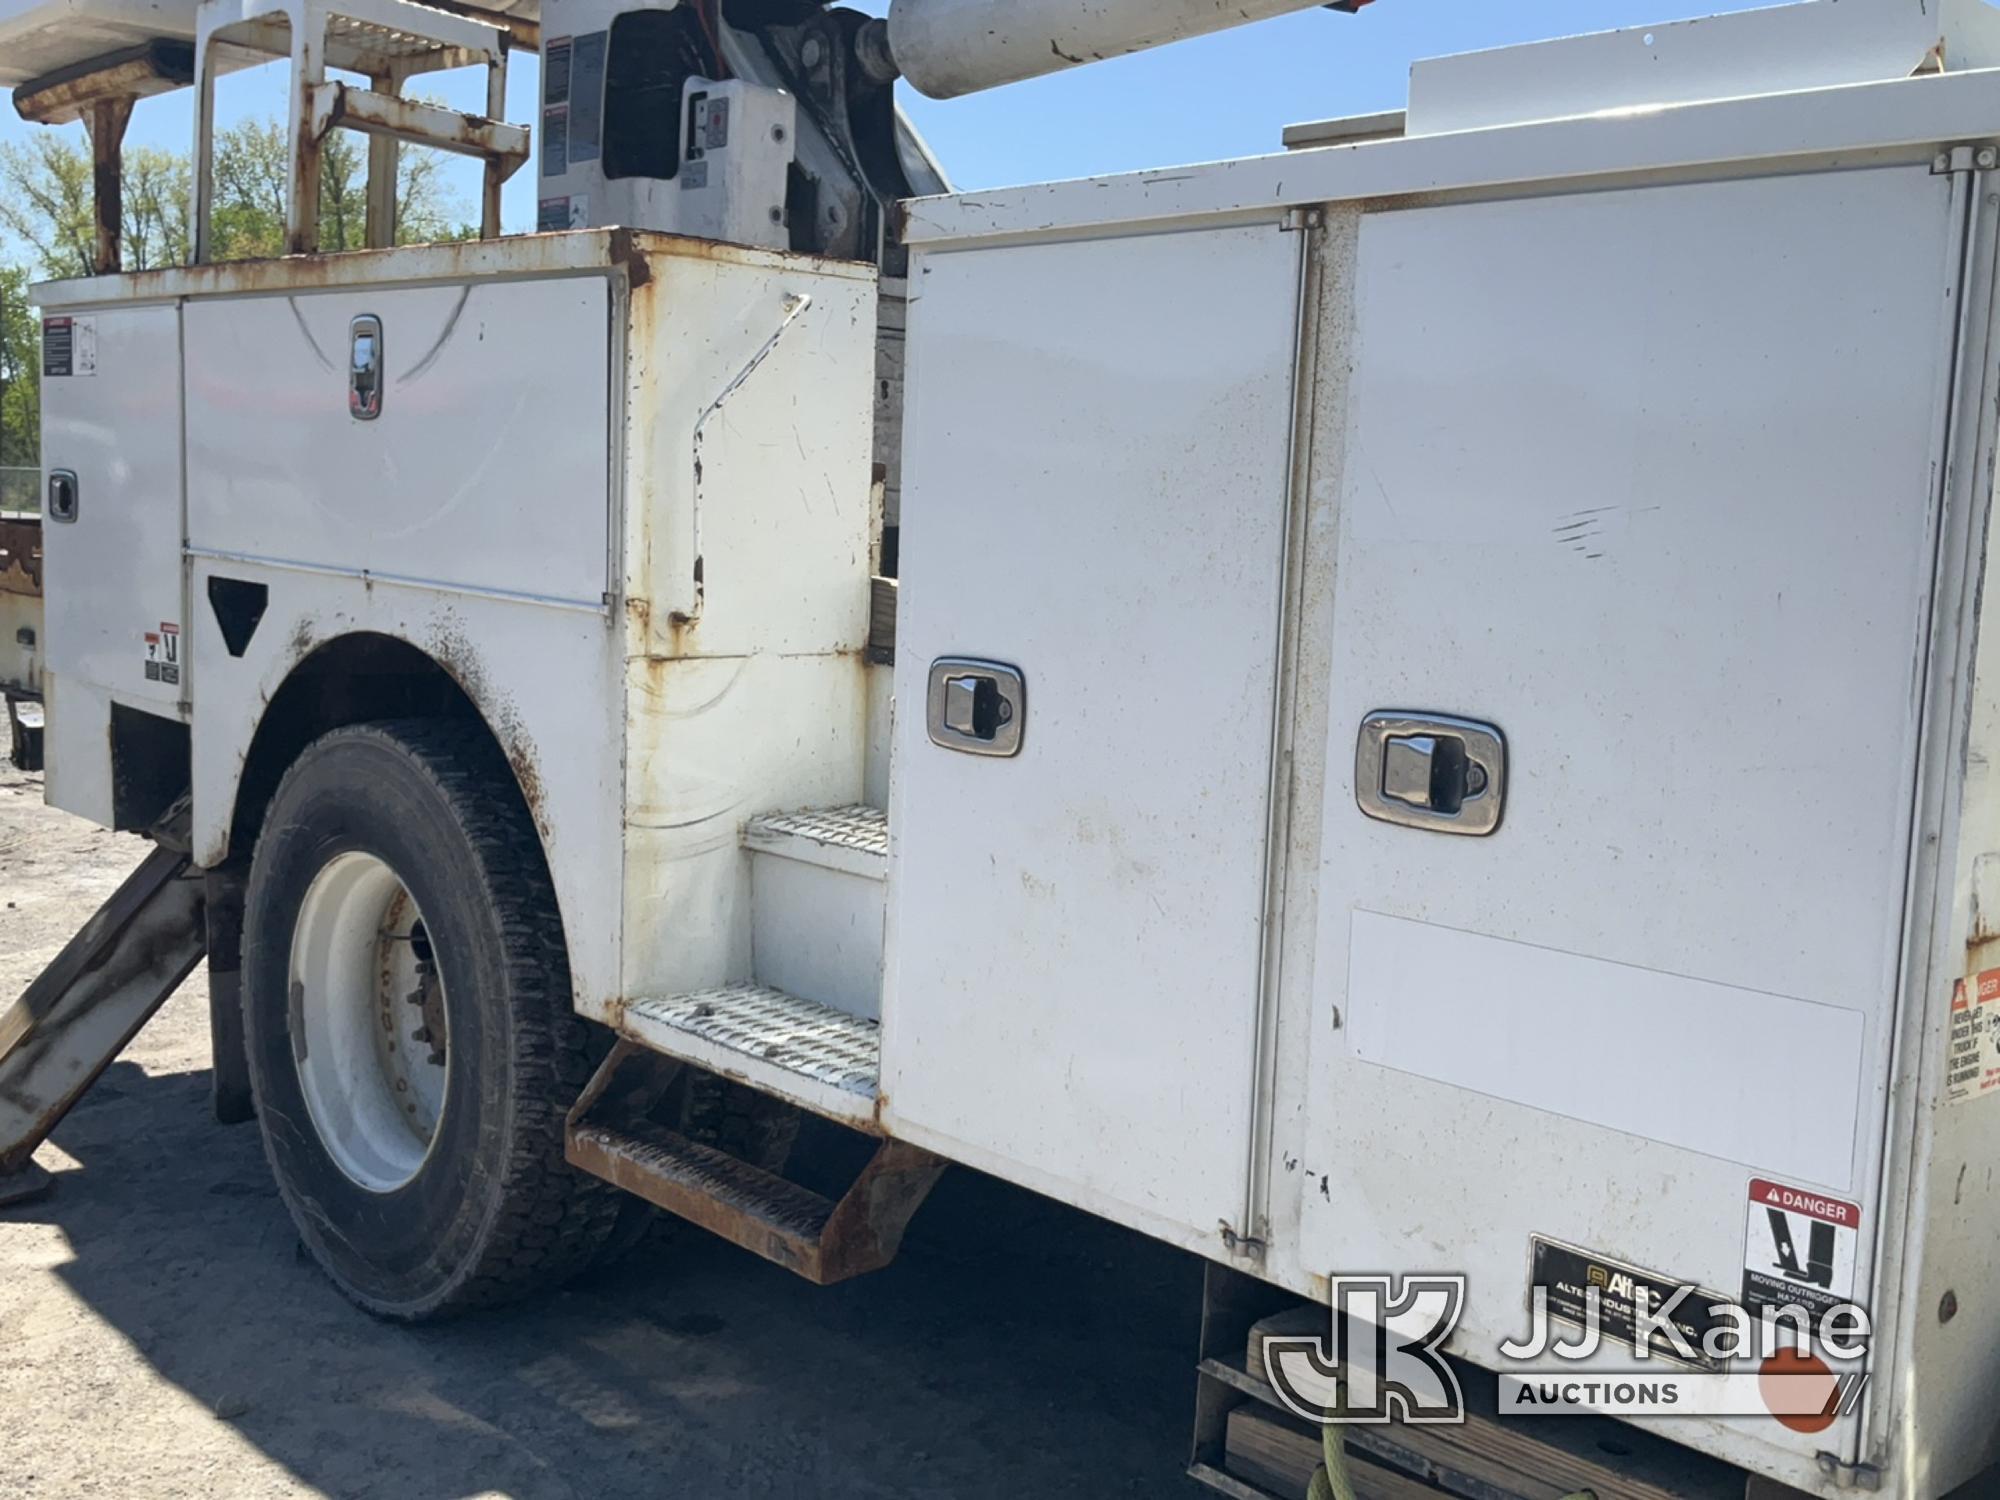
[1266,1275,1467,1425]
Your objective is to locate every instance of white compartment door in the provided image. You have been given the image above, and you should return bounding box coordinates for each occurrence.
[40,303,188,716]
[185,276,610,607]
[884,222,1302,1240]
[1300,166,1956,1370]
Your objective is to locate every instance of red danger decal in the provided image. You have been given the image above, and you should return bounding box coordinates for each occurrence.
[1749,1178,1859,1229]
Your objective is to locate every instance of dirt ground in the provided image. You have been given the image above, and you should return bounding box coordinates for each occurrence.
[0,762,1209,1499]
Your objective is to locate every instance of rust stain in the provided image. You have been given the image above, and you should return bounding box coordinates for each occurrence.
[0,518,44,597]
[38,230,869,342]
[608,227,654,291]
[15,56,186,127]
[425,611,552,837]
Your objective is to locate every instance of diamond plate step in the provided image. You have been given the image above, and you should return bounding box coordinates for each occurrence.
[742,805,887,880]
[569,1120,838,1271]
[566,1046,946,1286]
[621,983,880,1127]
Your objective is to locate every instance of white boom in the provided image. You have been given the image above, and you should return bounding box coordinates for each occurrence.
[882,0,1336,99]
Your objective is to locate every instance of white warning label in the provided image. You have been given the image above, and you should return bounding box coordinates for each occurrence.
[1945,971,2000,1104]
[1741,1178,1860,1322]
[143,621,180,686]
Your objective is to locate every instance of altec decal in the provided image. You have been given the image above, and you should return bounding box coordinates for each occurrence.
[1527,1237,1729,1371]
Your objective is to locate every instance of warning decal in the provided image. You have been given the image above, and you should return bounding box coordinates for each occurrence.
[567,31,606,164]
[543,35,571,105]
[542,106,568,176]
[1741,1178,1860,1323]
[1945,972,2000,1104]
[537,196,588,233]
[42,315,95,377]
[144,621,180,686]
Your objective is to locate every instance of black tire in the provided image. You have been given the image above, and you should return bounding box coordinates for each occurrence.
[241,719,616,1319]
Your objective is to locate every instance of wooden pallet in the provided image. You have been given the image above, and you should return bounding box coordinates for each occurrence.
[1189,1266,1767,1500]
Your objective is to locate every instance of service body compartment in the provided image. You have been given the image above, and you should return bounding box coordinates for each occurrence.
[36,300,188,827]
[183,277,612,608]
[1300,165,1950,1482]
[885,222,1302,1236]
[890,55,2000,1494]
[34,231,878,1024]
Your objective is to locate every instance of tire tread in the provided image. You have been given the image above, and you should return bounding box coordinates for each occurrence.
[250,717,618,1318]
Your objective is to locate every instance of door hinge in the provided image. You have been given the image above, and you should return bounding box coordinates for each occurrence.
[1282,206,1323,232]
[1219,1222,1267,1259]
[1932,144,1999,175]
[1816,1453,1883,1491]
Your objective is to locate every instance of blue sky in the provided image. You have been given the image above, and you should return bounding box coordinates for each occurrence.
[2,0,1779,243]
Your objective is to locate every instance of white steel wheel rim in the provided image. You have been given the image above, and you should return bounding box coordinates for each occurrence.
[289,852,451,1193]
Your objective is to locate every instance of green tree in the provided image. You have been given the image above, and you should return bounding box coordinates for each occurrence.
[0,264,37,511]
[0,133,190,276]
[0,114,476,503]
[204,118,474,259]
[0,114,473,277]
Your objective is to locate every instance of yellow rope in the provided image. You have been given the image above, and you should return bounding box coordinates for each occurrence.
[1304,1420,1597,1500]
[1304,1422,1355,1500]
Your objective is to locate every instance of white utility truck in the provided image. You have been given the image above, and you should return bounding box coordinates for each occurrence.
[6,0,2000,1495]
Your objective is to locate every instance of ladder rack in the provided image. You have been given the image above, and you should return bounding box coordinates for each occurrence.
[191,0,524,255]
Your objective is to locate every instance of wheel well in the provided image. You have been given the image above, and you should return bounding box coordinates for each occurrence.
[228,632,492,866]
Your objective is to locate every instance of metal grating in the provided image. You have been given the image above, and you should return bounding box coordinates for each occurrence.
[627,983,880,1095]
[746,805,888,857]
[326,12,475,60]
[570,1122,835,1243]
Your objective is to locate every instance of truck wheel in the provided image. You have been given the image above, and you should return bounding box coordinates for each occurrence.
[241,719,615,1319]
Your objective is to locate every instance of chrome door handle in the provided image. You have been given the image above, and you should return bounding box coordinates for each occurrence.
[1355,711,1505,836]
[927,657,1025,757]
[46,469,79,523]
[349,313,383,420]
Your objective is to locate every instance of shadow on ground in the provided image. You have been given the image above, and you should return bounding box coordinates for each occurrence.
[11,1055,1208,1499]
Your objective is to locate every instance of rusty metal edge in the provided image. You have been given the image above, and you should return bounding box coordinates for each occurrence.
[566,1045,944,1287]
[12,40,193,126]
[816,1137,946,1284]
[0,516,43,599]
[29,229,876,309]
[567,1121,832,1281]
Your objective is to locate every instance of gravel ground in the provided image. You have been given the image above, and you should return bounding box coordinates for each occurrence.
[0,762,1208,1499]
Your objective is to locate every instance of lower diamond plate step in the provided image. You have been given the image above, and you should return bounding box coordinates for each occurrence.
[566,1045,945,1286]
[621,983,880,1126]
[569,1120,837,1272]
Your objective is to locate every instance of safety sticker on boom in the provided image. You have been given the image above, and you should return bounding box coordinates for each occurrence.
[1741,1178,1859,1323]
